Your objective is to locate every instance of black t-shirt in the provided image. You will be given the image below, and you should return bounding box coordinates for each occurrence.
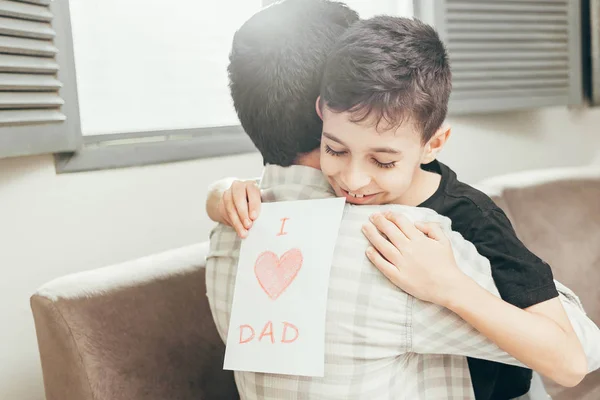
[418,160,559,400]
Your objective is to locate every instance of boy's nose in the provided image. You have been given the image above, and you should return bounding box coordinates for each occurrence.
[342,164,371,192]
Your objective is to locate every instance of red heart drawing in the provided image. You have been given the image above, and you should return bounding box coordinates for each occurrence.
[254,249,303,300]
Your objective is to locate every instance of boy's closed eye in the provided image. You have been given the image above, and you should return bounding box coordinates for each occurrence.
[372,159,396,169]
[325,144,397,169]
[324,144,346,157]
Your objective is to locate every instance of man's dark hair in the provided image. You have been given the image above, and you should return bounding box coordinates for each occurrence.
[228,0,358,166]
[320,17,452,143]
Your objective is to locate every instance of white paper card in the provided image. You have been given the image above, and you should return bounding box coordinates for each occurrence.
[223,197,346,377]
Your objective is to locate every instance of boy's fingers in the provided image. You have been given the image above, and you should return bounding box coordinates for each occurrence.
[415,222,446,242]
[384,212,422,240]
[365,246,402,286]
[217,198,230,226]
[223,189,247,238]
[231,181,252,229]
[369,213,409,250]
[432,224,448,242]
[246,182,262,221]
[362,222,402,265]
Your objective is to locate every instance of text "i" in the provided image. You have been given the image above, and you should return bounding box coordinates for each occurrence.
[277,218,290,236]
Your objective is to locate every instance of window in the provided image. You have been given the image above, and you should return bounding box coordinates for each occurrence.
[56,0,262,172]
[343,0,412,18]
[71,0,259,135]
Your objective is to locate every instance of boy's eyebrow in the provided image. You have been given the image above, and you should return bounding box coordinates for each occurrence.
[322,132,345,145]
[323,132,402,154]
[370,146,402,155]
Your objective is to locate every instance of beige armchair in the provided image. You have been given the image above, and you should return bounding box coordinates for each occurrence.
[31,243,238,400]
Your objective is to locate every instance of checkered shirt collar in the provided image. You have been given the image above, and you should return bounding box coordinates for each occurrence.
[260,164,335,198]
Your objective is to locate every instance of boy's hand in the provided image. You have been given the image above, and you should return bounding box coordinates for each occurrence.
[219,180,262,238]
[362,211,468,306]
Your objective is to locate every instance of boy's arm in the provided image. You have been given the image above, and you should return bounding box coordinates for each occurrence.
[410,287,600,374]
[425,209,600,378]
[206,178,262,237]
[410,289,525,368]
[443,283,590,387]
[405,218,600,377]
[364,212,589,388]
[458,209,600,377]
[553,281,600,373]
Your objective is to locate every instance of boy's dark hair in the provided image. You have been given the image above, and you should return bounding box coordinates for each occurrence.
[320,17,452,143]
[228,0,358,166]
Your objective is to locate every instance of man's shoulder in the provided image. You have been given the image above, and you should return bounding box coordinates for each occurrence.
[341,203,453,232]
[209,223,239,242]
[207,224,241,259]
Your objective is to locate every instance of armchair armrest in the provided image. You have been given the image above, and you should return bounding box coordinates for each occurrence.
[31,242,238,400]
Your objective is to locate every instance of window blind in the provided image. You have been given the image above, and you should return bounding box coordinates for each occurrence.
[0,0,80,159]
[415,0,584,114]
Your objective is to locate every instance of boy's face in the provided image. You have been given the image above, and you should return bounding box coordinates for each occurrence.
[319,106,435,206]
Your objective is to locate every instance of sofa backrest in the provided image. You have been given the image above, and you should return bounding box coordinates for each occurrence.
[481,167,600,325]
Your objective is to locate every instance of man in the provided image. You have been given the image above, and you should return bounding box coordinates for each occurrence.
[206,1,600,399]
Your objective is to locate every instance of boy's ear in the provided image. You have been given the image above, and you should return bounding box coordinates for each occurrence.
[422,124,451,164]
[315,96,323,120]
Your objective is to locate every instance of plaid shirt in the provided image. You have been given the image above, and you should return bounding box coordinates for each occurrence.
[206,165,600,400]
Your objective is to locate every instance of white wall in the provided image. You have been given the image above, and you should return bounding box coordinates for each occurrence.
[443,107,600,182]
[1,106,600,400]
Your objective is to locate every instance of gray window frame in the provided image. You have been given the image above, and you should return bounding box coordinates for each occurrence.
[55,125,256,172]
[591,0,600,105]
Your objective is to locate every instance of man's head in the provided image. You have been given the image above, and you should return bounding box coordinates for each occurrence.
[228,0,358,167]
[317,17,452,206]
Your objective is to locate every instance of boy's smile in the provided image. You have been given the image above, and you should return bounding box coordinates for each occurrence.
[337,187,381,205]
